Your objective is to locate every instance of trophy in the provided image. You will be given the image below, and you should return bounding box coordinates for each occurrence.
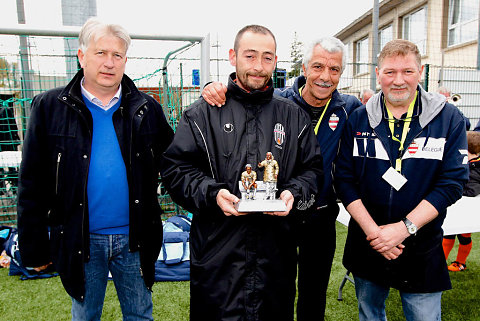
[235,152,287,212]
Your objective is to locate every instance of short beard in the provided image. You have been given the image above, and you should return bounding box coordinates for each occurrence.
[387,91,411,103]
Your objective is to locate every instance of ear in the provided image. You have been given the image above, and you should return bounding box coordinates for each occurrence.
[77,49,85,68]
[229,49,236,67]
[375,66,380,84]
[419,64,425,81]
[302,64,307,76]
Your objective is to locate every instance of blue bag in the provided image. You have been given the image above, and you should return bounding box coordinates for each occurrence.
[4,230,58,280]
[154,215,191,281]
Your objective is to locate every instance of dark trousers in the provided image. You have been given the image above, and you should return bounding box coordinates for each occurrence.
[296,204,338,321]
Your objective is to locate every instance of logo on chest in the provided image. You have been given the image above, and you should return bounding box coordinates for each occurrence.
[328,113,339,131]
[223,123,234,133]
[408,141,419,155]
[274,123,285,148]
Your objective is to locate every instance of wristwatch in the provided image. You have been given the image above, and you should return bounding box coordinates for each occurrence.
[402,217,417,235]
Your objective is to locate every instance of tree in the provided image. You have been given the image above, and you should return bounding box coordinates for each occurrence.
[0,58,9,87]
[0,58,16,88]
[289,32,303,79]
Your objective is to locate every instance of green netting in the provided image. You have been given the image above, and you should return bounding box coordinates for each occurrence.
[0,35,202,224]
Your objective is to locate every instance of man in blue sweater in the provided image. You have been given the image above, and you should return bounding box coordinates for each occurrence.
[17,18,173,320]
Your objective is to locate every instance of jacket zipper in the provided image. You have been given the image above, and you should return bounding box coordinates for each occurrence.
[374,127,425,222]
[55,152,62,195]
[64,98,93,271]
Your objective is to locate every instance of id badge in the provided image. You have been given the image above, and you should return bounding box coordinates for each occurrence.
[382,167,407,191]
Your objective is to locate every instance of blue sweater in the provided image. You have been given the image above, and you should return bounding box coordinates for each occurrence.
[83,97,129,234]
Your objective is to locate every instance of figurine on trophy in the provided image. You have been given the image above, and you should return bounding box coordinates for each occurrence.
[258,152,279,200]
[241,164,257,200]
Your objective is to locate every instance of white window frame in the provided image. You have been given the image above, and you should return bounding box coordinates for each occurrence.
[339,42,353,89]
[447,0,479,46]
[355,37,369,75]
[379,25,393,52]
[402,6,427,55]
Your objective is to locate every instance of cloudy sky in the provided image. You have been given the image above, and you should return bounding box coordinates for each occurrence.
[3,0,374,59]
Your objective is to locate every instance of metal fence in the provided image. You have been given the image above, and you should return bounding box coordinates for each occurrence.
[2,33,480,225]
[0,33,208,224]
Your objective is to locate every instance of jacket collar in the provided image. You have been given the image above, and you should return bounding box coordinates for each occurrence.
[366,85,446,129]
[227,72,274,105]
[58,69,147,113]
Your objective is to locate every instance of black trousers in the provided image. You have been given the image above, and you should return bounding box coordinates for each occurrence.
[296,204,339,321]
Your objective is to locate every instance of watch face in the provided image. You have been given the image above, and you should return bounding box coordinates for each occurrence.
[408,225,417,234]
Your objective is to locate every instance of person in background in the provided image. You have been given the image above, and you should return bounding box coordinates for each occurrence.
[360,88,375,105]
[443,130,480,271]
[160,25,323,321]
[202,36,357,321]
[334,39,469,320]
[438,86,470,130]
[17,17,174,320]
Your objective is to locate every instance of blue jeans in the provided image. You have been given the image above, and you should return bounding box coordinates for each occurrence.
[71,234,153,321]
[354,275,442,321]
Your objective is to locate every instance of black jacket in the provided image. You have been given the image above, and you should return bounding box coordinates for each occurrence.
[161,73,323,320]
[463,156,480,197]
[17,69,174,301]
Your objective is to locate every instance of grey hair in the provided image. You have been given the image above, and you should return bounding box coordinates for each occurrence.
[78,17,131,53]
[302,37,347,73]
[437,86,451,96]
[361,88,375,98]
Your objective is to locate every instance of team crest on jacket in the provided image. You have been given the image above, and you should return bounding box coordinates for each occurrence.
[329,113,339,130]
[224,123,234,133]
[408,141,418,155]
[274,123,285,146]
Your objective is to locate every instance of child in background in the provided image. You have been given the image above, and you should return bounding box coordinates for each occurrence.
[443,131,480,271]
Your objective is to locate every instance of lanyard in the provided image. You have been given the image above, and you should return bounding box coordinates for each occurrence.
[314,99,331,135]
[385,91,417,172]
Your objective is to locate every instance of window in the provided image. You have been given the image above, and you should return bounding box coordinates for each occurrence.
[339,42,353,89]
[379,25,393,51]
[355,37,369,75]
[448,0,479,46]
[403,7,427,55]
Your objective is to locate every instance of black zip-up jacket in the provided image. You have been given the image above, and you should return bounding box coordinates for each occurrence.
[160,73,323,320]
[463,156,480,197]
[17,69,174,301]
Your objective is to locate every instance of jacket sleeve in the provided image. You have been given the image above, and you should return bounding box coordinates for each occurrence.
[462,165,480,197]
[333,112,362,207]
[17,93,52,267]
[160,110,228,214]
[279,115,324,211]
[424,117,469,213]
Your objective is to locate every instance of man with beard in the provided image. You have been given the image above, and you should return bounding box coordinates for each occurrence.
[334,39,468,320]
[160,25,323,320]
[202,37,357,320]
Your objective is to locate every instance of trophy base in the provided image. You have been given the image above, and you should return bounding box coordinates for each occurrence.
[235,199,287,213]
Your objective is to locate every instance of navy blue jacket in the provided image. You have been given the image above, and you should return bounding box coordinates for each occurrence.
[334,86,469,292]
[276,76,359,209]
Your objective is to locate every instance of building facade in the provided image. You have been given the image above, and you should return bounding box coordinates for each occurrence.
[335,0,479,123]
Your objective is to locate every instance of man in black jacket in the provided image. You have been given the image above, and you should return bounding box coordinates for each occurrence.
[17,18,173,320]
[202,37,359,320]
[161,25,323,321]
